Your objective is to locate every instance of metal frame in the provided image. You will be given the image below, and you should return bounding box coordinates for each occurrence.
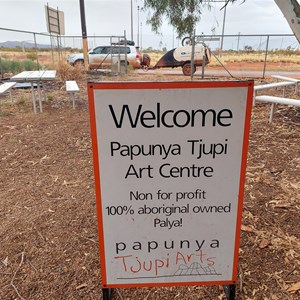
[224,284,236,300]
[255,95,300,123]
[102,288,113,300]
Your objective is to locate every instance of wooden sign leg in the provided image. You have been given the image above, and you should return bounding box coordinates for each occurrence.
[224,284,236,300]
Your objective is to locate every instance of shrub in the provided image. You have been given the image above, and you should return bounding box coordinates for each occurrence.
[56,62,85,82]
[26,52,37,61]
[0,58,11,72]
[23,60,39,71]
[46,94,54,102]
[0,58,39,73]
[10,61,21,73]
[16,94,27,105]
[0,109,11,117]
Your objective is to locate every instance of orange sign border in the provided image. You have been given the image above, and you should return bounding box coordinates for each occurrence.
[88,80,254,288]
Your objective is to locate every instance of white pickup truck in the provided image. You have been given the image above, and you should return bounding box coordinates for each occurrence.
[67,44,146,70]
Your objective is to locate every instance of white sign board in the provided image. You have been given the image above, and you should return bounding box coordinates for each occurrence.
[88,81,253,288]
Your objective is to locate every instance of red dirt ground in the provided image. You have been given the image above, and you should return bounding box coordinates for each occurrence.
[0,73,299,300]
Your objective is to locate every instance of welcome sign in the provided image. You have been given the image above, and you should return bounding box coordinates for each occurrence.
[88,81,253,288]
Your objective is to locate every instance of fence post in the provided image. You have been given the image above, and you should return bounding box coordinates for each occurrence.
[237,32,241,51]
[57,35,62,64]
[124,30,128,75]
[202,54,206,79]
[219,5,227,57]
[263,35,270,79]
[190,30,196,80]
[50,34,55,65]
[0,55,3,78]
[33,33,40,70]
[110,36,113,74]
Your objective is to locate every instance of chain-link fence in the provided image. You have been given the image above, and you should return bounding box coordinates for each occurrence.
[1,27,299,78]
[182,33,299,78]
[0,27,128,76]
[189,33,299,52]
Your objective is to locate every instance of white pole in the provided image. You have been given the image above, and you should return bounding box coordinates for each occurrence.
[137,6,140,46]
[37,81,43,112]
[130,0,133,41]
[220,5,227,56]
[31,82,37,113]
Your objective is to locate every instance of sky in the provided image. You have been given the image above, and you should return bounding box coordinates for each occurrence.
[0,0,299,50]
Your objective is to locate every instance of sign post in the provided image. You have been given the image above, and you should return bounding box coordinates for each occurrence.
[88,81,253,297]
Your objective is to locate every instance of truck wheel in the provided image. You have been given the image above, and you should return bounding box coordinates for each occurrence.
[142,54,151,67]
[74,59,84,67]
[142,65,149,72]
[182,63,196,76]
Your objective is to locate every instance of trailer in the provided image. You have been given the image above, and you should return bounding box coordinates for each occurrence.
[143,44,211,76]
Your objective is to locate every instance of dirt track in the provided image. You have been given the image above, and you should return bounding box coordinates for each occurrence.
[0,75,299,299]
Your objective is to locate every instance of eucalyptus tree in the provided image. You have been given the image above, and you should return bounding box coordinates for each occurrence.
[142,0,244,38]
[143,0,300,43]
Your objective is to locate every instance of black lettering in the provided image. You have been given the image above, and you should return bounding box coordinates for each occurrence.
[217,109,233,126]
[109,104,142,128]
[191,109,217,127]
[140,111,156,128]
[161,110,174,128]
[109,103,233,128]
[173,110,191,127]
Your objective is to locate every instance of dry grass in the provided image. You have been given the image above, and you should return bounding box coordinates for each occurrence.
[217,52,300,63]
[55,62,86,82]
